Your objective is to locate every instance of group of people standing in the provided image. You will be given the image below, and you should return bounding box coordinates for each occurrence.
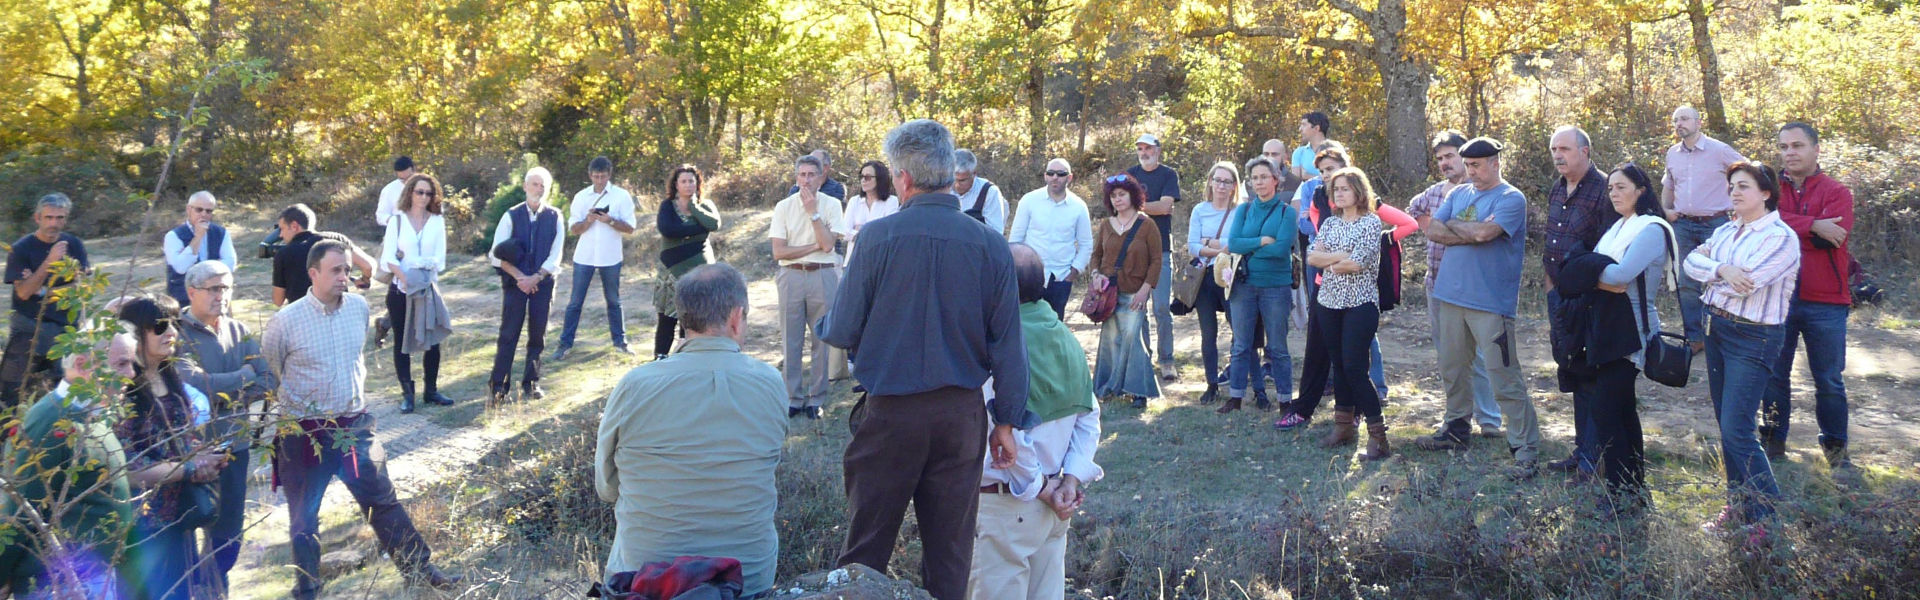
[1,102,1861,599]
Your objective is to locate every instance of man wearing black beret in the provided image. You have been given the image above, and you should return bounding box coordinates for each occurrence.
[1413,136,1544,479]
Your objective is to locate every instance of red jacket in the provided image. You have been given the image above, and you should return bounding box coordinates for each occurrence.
[1776,170,1854,306]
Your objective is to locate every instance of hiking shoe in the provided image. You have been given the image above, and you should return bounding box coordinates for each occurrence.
[1198,385,1219,405]
[1823,443,1853,470]
[549,346,572,362]
[1160,365,1179,382]
[1273,412,1310,431]
[1765,436,1787,460]
[1414,424,1470,451]
[1547,455,1582,472]
[613,343,634,355]
[1504,459,1539,480]
[1131,396,1148,410]
[1479,423,1506,438]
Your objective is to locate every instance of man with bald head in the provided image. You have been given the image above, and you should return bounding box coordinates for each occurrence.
[1261,138,1302,196]
[165,191,238,306]
[1541,125,1618,478]
[1009,158,1094,319]
[1661,106,1747,354]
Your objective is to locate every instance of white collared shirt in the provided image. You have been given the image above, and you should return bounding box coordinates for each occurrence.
[1008,188,1093,281]
[980,380,1104,499]
[376,178,404,227]
[568,183,638,267]
[956,177,1009,236]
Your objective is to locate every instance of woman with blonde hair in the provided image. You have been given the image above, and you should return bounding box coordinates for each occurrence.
[1187,160,1242,405]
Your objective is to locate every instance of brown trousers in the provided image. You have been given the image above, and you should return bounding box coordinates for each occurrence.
[837,387,989,600]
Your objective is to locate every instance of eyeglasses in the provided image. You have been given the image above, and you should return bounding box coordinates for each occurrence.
[1211,178,1236,186]
[860,174,876,180]
[193,284,232,294]
[1105,175,1129,184]
[1044,170,1070,177]
[413,190,437,198]
[189,206,216,214]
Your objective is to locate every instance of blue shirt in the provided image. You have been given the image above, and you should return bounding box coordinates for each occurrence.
[1431,181,1529,318]
[821,192,1030,427]
[1291,145,1320,178]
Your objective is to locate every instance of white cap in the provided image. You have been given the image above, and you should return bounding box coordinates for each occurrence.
[1135,134,1160,147]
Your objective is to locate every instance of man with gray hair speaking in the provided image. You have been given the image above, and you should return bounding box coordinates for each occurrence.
[823,119,1028,600]
[596,262,786,597]
[3,193,90,409]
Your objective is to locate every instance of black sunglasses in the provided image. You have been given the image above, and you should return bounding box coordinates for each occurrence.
[1044,170,1070,177]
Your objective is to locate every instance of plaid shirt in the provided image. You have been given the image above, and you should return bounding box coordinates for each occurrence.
[262,292,370,419]
[1404,179,1461,288]
[1542,165,1616,285]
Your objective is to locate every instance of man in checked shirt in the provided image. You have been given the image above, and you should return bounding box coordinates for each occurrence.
[262,240,463,599]
[1541,125,1619,480]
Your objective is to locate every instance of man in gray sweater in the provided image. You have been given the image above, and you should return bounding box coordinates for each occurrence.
[174,259,276,595]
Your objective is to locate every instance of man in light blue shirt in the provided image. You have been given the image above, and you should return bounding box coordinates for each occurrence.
[1411,137,1542,478]
[1290,111,1331,182]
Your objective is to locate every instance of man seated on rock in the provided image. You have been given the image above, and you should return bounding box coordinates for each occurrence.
[968,243,1104,600]
[594,263,787,596]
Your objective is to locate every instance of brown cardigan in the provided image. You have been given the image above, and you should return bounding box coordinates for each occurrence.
[1090,215,1164,294]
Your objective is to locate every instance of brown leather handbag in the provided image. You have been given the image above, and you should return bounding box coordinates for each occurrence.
[1080,218,1143,324]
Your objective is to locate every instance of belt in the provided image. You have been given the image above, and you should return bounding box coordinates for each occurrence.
[1708,306,1762,326]
[783,262,832,271]
[980,482,1013,494]
[1675,213,1726,224]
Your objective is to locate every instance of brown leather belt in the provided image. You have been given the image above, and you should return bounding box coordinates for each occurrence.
[1709,306,1763,326]
[1675,213,1726,224]
[783,262,832,271]
[980,482,1013,494]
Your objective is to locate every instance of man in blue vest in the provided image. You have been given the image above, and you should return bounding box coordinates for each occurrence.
[489,166,567,402]
[164,191,238,306]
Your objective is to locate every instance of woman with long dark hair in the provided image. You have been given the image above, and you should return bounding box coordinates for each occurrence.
[1583,163,1678,513]
[381,173,451,412]
[1684,161,1801,544]
[843,161,900,261]
[654,164,723,360]
[114,296,226,600]
[1089,174,1163,409]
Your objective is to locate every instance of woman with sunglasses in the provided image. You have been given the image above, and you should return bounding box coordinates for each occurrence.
[1089,174,1163,409]
[1187,161,1241,407]
[114,296,226,600]
[843,161,900,261]
[1685,161,1801,545]
[381,174,451,413]
[655,164,723,360]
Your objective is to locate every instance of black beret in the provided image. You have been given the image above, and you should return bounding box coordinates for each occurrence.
[1459,137,1506,158]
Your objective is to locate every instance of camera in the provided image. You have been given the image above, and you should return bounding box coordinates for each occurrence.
[591,207,610,216]
[258,225,283,259]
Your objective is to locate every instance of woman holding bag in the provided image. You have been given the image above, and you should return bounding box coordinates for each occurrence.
[1584,162,1677,515]
[382,173,451,413]
[1186,161,1242,405]
[115,296,226,600]
[1221,157,1300,413]
[1089,174,1163,409]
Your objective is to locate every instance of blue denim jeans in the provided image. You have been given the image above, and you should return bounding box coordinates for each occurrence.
[1673,216,1727,343]
[1094,293,1161,399]
[1227,284,1293,399]
[1707,314,1786,523]
[1142,252,1175,367]
[559,262,626,349]
[1762,298,1850,447]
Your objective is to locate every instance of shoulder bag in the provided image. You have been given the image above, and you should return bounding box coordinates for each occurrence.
[373,218,399,285]
[1636,227,1692,387]
[1079,218,1142,324]
[1173,206,1234,309]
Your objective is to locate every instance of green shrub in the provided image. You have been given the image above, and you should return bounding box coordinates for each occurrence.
[0,144,139,238]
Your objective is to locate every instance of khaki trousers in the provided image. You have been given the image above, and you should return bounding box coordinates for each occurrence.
[967,493,1070,600]
[776,266,840,408]
[1431,299,1540,460]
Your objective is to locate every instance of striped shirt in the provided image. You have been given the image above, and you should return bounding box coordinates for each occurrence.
[261,292,371,419]
[1682,211,1801,325]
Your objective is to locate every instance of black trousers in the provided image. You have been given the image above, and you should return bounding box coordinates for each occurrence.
[1043,278,1075,321]
[490,273,554,391]
[1293,287,1332,418]
[385,286,441,394]
[837,387,987,600]
[1321,302,1384,421]
[1584,358,1646,498]
[1,314,62,409]
[1193,276,1228,385]
[654,313,679,358]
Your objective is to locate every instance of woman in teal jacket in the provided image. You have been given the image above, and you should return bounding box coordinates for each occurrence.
[1221,157,1300,411]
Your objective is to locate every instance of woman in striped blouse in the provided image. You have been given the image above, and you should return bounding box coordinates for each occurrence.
[1683,161,1801,544]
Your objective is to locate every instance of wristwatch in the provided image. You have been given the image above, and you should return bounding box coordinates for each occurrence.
[810,213,822,222]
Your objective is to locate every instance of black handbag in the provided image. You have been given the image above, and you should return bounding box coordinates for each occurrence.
[177,480,220,529]
[1636,230,1691,388]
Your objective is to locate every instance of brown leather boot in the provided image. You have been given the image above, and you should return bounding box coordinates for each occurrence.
[1216,395,1243,414]
[1319,407,1357,448]
[1361,420,1391,461]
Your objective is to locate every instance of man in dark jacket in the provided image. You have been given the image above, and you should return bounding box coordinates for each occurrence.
[1762,122,1856,469]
